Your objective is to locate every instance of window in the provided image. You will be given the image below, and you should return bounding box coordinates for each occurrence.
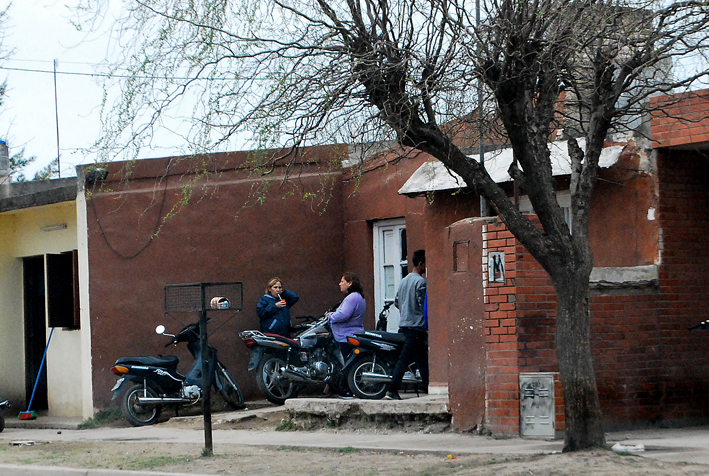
[46,250,80,329]
[518,190,573,231]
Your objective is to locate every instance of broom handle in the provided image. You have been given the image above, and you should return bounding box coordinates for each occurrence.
[25,328,54,412]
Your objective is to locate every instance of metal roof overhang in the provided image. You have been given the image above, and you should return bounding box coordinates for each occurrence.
[398,138,626,195]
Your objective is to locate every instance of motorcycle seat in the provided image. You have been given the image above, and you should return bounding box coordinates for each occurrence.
[115,356,180,369]
[354,330,406,344]
[264,334,299,346]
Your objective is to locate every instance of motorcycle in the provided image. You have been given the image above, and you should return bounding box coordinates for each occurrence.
[239,312,350,405]
[110,320,245,426]
[0,393,9,432]
[345,305,424,399]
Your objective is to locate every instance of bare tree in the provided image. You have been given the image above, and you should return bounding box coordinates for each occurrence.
[77,0,709,450]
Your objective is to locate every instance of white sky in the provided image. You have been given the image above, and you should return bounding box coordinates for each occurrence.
[0,0,103,178]
[0,0,187,179]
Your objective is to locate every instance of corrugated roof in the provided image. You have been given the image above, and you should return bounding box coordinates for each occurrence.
[398,138,626,194]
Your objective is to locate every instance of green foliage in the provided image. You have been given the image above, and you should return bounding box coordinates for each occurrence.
[338,446,358,453]
[277,445,304,451]
[30,158,59,181]
[275,418,295,431]
[78,407,122,429]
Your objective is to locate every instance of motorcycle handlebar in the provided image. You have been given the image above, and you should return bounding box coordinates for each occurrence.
[295,315,317,321]
[689,321,708,330]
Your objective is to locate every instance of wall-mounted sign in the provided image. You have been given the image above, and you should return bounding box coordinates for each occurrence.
[488,252,505,283]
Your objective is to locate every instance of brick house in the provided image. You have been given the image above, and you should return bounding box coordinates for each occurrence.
[3,89,708,435]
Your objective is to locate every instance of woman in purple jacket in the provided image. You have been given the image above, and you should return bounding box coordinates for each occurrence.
[327,272,366,357]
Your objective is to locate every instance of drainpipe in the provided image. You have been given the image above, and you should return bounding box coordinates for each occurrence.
[0,140,10,198]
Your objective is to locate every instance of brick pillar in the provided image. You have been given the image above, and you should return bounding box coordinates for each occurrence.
[482,218,564,436]
[483,219,522,434]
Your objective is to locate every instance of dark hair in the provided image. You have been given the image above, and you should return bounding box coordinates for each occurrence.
[412,249,426,267]
[342,272,364,295]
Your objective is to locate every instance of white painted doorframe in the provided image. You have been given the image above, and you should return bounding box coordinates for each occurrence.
[372,218,407,332]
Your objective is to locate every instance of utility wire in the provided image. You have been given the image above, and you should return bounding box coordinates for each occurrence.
[0,64,240,81]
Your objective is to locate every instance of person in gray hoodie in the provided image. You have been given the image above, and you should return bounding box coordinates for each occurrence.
[385,249,427,400]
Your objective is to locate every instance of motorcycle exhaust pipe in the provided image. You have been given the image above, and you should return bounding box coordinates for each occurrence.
[0,400,10,408]
[137,397,196,404]
[361,372,392,383]
[361,372,420,384]
[280,367,318,384]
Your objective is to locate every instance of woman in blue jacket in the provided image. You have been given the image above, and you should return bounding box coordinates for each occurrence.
[256,277,299,337]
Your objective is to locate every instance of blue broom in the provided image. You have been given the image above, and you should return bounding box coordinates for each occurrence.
[19,328,54,420]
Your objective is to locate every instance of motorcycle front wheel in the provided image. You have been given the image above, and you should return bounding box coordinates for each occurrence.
[121,384,162,426]
[216,364,245,410]
[347,356,392,399]
[256,354,299,405]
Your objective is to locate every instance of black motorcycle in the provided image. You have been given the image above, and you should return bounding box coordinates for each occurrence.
[0,393,9,432]
[239,312,350,405]
[345,306,424,399]
[110,321,245,426]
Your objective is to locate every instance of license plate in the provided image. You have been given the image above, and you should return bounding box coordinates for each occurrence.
[111,378,124,392]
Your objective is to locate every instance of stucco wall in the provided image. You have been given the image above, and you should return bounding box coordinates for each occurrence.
[0,213,24,403]
[0,201,85,416]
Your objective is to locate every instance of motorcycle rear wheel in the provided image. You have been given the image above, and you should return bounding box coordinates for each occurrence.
[256,354,299,405]
[121,384,161,426]
[0,413,4,433]
[216,364,245,410]
[348,356,392,399]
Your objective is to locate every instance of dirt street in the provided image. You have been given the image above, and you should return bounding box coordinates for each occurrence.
[1,414,709,475]
[1,439,708,476]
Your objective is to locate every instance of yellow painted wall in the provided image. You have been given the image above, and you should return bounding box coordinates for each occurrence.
[0,213,24,403]
[0,200,90,417]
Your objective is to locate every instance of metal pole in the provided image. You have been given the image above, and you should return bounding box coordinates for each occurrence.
[53,59,61,179]
[199,285,213,455]
[476,0,486,217]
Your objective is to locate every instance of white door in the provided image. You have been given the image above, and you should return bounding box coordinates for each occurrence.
[373,219,407,331]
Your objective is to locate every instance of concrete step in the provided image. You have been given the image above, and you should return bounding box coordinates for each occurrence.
[284,394,451,431]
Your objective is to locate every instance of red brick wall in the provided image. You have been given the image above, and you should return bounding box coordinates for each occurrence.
[481,147,709,435]
[653,149,709,422]
[651,90,709,148]
[86,148,348,407]
[482,219,564,435]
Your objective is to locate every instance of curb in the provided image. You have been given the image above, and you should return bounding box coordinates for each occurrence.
[0,464,212,476]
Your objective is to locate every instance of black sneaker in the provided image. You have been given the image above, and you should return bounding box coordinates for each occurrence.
[384,391,402,400]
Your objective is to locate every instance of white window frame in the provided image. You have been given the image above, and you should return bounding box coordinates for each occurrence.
[518,190,573,231]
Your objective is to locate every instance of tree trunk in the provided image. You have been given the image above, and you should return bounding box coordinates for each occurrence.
[553,269,606,451]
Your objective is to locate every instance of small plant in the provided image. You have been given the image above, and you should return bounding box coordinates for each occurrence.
[79,407,122,429]
[339,447,358,454]
[277,445,304,452]
[275,418,294,431]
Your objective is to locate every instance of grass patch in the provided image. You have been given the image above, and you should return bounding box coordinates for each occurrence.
[79,407,122,429]
[275,418,294,431]
[277,445,305,452]
[115,455,193,470]
[339,446,358,454]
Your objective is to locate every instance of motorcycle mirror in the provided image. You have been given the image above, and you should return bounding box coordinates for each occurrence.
[155,325,166,335]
